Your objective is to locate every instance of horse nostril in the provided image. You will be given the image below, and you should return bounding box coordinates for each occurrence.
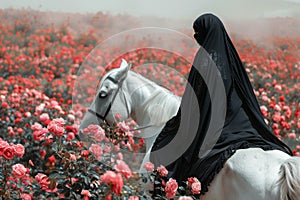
[99,91,107,98]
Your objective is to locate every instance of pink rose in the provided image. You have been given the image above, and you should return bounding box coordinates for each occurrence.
[82,124,102,135]
[114,160,132,178]
[165,178,178,199]
[191,181,201,194]
[12,164,27,178]
[111,173,123,195]
[36,104,45,113]
[52,118,65,126]
[3,145,15,160]
[115,113,122,120]
[89,144,102,160]
[13,144,25,157]
[129,196,139,200]
[261,95,269,102]
[35,173,50,190]
[143,162,154,172]
[67,132,75,141]
[157,165,168,177]
[24,112,31,118]
[81,189,91,197]
[117,121,130,132]
[70,153,77,161]
[272,112,281,122]
[100,171,124,196]
[32,128,48,141]
[31,122,43,131]
[39,113,49,122]
[20,193,33,200]
[186,177,199,187]
[47,121,65,137]
[288,133,296,139]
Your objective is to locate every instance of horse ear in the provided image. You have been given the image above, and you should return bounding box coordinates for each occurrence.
[115,59,131,81]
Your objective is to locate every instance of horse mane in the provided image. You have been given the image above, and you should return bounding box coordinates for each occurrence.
[276,157,300,200]
[128,71,181,126]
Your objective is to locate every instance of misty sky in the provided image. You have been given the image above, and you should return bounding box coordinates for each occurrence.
[1,0,300,20]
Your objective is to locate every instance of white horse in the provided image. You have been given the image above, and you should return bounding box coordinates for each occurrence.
[201,147,300,200]
[79,59,181,172]
[80,59,300,200]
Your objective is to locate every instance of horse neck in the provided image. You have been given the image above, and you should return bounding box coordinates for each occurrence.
[125,71,180,126]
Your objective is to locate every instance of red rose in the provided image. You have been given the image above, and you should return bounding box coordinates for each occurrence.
[13,144,25,157]
[157,165,168,177]
[3,145,15,160]
[191,181,201,194]
[12,164,27,178]
[48,155,56,164]
[1,101,9,109]
[165,178,178,199]
[0,139,9,156]
[114,160,132,178]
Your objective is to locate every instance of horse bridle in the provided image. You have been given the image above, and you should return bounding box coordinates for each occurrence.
[88,76,131,124]
[88,75,155,132]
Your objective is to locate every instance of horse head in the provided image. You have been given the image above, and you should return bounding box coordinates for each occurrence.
[79,59,132,130]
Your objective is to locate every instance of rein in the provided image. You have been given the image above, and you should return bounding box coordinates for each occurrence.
[88,75,156,132]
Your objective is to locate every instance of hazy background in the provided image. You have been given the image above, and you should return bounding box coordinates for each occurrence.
[1,0,300,40]
[1,0,300,20]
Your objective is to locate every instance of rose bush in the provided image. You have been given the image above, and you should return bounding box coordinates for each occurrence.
[0,8,299,199]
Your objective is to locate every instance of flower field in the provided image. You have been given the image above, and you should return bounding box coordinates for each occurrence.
[0,9,299,199]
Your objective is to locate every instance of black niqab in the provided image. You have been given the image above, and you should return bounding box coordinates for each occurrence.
[150,13,292,195]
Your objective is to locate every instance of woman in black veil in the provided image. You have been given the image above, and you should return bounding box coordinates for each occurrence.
[150,13,292,195]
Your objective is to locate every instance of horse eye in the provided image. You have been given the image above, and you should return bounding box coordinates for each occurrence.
[99,91,107,98]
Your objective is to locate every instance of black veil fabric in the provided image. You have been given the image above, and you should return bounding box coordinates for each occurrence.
[150,13,292,195]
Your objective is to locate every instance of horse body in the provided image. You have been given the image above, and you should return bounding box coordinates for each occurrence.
[201,148,300,200]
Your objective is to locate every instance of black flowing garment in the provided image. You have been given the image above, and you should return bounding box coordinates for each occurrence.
[150,13,292,195]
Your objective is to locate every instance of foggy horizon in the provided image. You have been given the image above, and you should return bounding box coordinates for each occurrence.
[1,0,300,21]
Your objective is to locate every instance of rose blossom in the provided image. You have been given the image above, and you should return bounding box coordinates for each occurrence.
[288,133,296,139]
[89,144,102,160]
[191,181,201,194]
[2,145,15,160]
[39,113,49,122]
[20,193,33,200]
[81,189,91,199]
[47,120,65,137]
[165,178,178,199]
[129,196,139,200]
[67,132,75,141]
[144,162,154,172]
[13,144,25,157]
[117,121,130,132]
[100,171,124,195]
[117,152,123,160]
[114,160,132,178]
[35,173,50,190]
[12,163,27,178]
[157,165,168,177]
[48,155,56,164]
[0,139,9,156]
[70,153,77,161]
[187,177,200,187]
[31,122,42,131]
[32,128,48,141]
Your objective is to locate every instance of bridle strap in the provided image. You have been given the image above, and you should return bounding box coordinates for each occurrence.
[88,75,156,132]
